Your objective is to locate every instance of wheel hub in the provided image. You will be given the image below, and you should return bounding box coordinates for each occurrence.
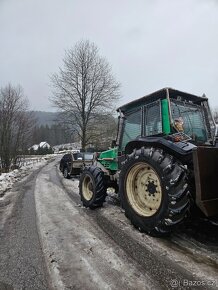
[126,162,162,217]
[146,181,157,196]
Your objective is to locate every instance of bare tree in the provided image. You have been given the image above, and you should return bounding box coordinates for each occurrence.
[88,113,118,150]
[0,84,35,171]
[50,40,120,150]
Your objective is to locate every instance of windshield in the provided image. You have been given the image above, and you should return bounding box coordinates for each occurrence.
[170,100,208,143]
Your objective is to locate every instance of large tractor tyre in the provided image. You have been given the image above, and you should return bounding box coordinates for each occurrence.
[79,166,107,209]
[119,147,190,237]
[63,167,70,179]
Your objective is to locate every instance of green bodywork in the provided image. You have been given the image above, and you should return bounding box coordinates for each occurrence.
[161,99,171,134]
[98,147,118,171]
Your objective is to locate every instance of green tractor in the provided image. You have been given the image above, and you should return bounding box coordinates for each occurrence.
[79,88,218,236]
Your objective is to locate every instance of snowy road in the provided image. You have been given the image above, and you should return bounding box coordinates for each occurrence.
[37,159,218,290]
[0,165,50,290]
[35,160,157,290]
[0,157,218,289]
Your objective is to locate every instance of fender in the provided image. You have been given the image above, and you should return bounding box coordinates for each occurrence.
[125,136,196,164]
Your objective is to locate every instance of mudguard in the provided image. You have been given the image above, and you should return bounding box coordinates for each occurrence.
[125,136,196,164]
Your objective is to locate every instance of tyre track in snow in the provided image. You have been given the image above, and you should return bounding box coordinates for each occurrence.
[35,160,158,290]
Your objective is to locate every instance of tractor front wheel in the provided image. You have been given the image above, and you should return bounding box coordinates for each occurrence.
[79,166,107,209]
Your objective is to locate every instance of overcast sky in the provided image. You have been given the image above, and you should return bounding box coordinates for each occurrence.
[0,0,218,111]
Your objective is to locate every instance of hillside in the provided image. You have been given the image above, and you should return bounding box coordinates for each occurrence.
[32,111,59,126]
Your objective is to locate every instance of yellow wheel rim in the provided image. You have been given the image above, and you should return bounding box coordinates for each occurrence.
[82,175,94,201]
[126,162,162,217]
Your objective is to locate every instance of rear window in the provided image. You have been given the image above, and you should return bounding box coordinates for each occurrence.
[73,153,93,160]
[73,153,83,160]
[84,153,93,160]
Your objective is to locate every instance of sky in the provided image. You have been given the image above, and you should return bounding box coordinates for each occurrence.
[0,0,218,111]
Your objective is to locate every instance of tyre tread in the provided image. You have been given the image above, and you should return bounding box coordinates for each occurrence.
[79,166,107,208]
[119,147,190,236]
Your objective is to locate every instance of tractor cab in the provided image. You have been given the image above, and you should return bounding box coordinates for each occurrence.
[116,88,216,152]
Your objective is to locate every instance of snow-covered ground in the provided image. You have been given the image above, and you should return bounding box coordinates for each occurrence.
[0,155,55,230]
[0,156,53,196]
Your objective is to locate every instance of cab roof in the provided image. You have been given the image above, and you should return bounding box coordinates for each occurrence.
[117,87,207,113]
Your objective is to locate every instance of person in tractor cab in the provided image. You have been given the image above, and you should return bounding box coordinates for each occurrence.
[174,117,184,132]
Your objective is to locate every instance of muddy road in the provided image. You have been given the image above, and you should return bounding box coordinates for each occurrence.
[0,158,218,289]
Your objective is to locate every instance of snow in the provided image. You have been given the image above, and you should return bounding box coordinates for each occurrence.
[39,141,50,148]
[0,156,53,196]
[0,170,20,194]
[0,155,56,230]
[31,144,40,151]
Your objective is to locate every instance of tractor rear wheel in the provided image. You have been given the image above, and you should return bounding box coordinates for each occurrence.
[119,147,190,236]
[79,166,107,209]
